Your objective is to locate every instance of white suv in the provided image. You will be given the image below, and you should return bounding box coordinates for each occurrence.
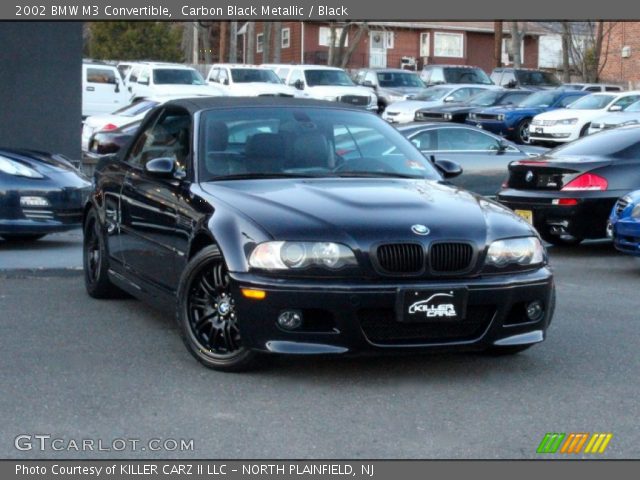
[82,62,130,118]
[281,65,377,111]
[125,63,224,100]
[206,64,303,97]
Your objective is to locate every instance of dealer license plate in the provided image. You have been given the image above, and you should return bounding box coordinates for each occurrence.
[397,288,468,323]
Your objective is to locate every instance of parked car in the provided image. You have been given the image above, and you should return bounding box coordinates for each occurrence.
[398,123,547,196]
[206,64,303,97]
[529,91,640,145]
[0,148,91,241]
[608,190,640,255]
[559,83,623,93]
[382,84,498,124]
[419,65,493,87]
[353,68,427,113]
[415,88,533,124]
[82,61,130,118]
[125,62,224,100]
[84,120,140,162]
[589,100,640,134]
[281,65,377,111]
[498,125,640,246]
[490,68,561,90]
[261,63,293,83]
[82,97,554,371]
[467,90,588,144]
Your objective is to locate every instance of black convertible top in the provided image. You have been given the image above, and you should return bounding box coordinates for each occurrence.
[162,96,366,113]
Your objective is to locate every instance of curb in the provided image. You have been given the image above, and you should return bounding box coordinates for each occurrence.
[0,267,83,279]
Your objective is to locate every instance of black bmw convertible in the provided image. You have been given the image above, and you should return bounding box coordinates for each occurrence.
[83,98,555,371]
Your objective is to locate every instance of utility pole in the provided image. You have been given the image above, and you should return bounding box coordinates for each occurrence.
[192,22,199,64]
[494,21,503,68]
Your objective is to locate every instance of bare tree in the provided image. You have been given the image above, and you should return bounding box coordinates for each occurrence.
[229,21,238,63]
[564,21,617,82]
[272,22,282,63]
[508,21,526,68]
[263,22,273,63]
[219,22,227,63]
[561,22,571,82]
[246,22,255,64]
[327,22,369,68]
[494,21,503,68]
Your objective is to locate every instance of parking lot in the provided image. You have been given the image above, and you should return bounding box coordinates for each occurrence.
[1,237,639,459]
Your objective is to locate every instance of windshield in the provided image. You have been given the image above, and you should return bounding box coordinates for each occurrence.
[198,107,440,181]
[111,100,158,116]
[153,68,206,85]
[230,68,282,84]
[567,94,615,110]
[444,68,492,85]
[551,127,640,158]
[304,70,354,87]
[466,90,503,106]
[376,72,424,88]
[413,87,452,101]
[517,91,560,108]
[515,70,561,86]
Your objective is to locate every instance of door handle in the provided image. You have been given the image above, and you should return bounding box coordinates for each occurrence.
[86,86,95,92]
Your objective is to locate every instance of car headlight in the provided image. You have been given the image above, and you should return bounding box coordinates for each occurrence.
[556,118,578,125]
[497,114,505,121]
[0,155,44,178]
[469,113,477,120]
[485,237,545,269]
[444,113,452,120]
[632,204,640,219]
[249,241,357,270]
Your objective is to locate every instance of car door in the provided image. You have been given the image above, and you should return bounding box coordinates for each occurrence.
[118,106,193,292]
[414,127,516,196]
[83,66,127,117]
[135,67,152,98]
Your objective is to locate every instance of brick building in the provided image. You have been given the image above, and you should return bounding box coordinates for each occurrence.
[243,22,544,73]
[599,22,640,88]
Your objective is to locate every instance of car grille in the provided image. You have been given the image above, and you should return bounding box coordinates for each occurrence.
[339,95,369,106]
[376,243,425,274]
[415,112,444,121]
[430,242,474,273]
[358,305,495,345]
[375,242,474,275]
[474,113,500,121]
[257,93,294,97]
[615,197,630,216]
[21,207,83,224]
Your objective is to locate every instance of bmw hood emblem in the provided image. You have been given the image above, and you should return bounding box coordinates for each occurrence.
[411,224,430,235]
[525,171,534,183]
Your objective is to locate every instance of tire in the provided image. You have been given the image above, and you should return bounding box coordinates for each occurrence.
[176,245,259,372]
[483,344,534,356]
[579,123,591,137]
[83,208,122,298]
[1,234,46,242]
[515,118,532,144]
[540,229,583,247]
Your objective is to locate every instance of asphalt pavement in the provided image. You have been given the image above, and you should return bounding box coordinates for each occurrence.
[0,238,639,459]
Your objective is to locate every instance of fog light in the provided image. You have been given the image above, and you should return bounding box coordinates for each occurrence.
[278,310,303,330]
[525,301,544,321]
[20,196,49,207]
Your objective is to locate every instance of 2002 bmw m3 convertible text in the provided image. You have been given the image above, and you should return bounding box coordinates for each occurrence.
[83,98,555,371]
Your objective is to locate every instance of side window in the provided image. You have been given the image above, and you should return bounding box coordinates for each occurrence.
[503,92,528,104]
[586,86,601,92]
[86,68,117,84]
[138,68,150,85]
[208,68,219,82]
[288,69,304,86]
[365,71,377,85]
[410,130,436,150]
[125,109,191,173]
[490,70,502,84]
[354,70,366,84]
[128,67,139,83]
[613,95,640,110]
[219,69,229,85]
[450,88,474,101]
[428,68,445,84]
[606,86,622,92]
[437,128,500,151]
[276,67,289,82]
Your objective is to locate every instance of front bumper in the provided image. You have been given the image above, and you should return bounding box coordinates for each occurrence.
[228,268,554,355]
[383,111,416,124]
[611,216,640,255]
[498,189,621,239]
[528,124,579,144]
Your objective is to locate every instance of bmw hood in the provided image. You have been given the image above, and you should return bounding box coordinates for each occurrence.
[200,178,535,244]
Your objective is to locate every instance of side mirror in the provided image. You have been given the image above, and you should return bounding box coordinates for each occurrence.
[444,96,456,103]
[293,79,305,90]
[138,79,150,86]
[497,140,509,153]
[430,156,463,179]
[223,78,229,86]
[145,157,177,178]
[363,80,375,88]
[114,82,120,93]
[609,105,623,112]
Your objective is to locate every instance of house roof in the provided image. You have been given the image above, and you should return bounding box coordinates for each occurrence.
[363,21,550,36]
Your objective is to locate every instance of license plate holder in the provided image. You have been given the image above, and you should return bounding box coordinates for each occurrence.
[514,209,533,224]
[397,288,468,323]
